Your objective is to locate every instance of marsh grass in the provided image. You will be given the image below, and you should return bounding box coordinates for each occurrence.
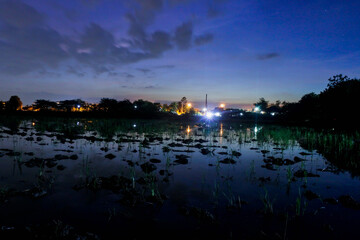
[262,188,275,215]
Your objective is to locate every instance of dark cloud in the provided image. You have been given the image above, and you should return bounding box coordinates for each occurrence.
[0,1,68,74]
[74,23,152,73]
[0,1,44,28]
[0,0,212,77]
[38,69,61,78]
[174,21,193,50]
[123,73,135,79]
[108,71,119,77]
[207,6,220,18]
[0,27,68,74]
[136,68,151,74]
[67,66,85,77]
[156,64,175,69]
[195,33,214,46]
[206,0,229,18]
[80,0,104,8]
[257,53,280,60]
[145,31,172,56]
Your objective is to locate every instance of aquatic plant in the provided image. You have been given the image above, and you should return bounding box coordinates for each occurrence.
[261,188,274,215]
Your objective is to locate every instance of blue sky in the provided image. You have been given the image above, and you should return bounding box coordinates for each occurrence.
[0,0,359,109]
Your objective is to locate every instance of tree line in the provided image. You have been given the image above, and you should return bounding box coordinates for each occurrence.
[1,74,359,126]
[253,74,360,126]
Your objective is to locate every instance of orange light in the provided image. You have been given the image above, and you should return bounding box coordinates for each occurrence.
[187,103,192,108]
[186,126,191,133]
[220,103,225,108]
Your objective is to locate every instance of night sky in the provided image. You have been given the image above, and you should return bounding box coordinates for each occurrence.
[0,0,359,109]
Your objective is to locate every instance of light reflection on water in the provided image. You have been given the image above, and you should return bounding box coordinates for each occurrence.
[0,118,359,238]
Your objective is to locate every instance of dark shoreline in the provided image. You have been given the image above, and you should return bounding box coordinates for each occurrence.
[0,110,358,131]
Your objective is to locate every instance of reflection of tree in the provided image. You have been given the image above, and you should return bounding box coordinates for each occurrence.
[0,116,22,132]
[258,125,360,177]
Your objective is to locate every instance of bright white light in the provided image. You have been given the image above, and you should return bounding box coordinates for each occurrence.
[219,103,225,108]
[260,111,265,114]
[202,108,207,112]
[206,112,213,119]
[77,105,81,108]
[254,126,258,133]
[254,107,260,112]
[133,124,137,127]
[271,112,275,116]
[240,113,244,116]
[77,122,80,126]
[134,105,137,109]
[214,112,221,117]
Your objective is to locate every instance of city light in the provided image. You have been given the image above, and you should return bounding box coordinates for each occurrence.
[202,108,207,112]
[187,103,192,108]
[206,112,213,119]
[271,112,275,116]
[214,112,221,117]
[254,107,260,112]
[219,103,225,108]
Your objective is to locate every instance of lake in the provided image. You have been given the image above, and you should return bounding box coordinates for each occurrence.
[0,117,360,239]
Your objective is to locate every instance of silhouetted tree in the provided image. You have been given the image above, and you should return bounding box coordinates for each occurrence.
[117,99,133,113]
[34,99,57,111]
[59,99,85,112]
[99,98,118,112]
[168,102,179,113]
[254,97,268,111]
[319,74,360,124]
[6,96,22,111]
[326,74,350,89]
[133,99,158,114]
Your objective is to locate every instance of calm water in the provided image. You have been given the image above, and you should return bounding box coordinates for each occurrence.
[0,117,360,239]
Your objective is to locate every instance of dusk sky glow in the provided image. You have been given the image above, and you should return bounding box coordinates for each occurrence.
[0,0,359,108]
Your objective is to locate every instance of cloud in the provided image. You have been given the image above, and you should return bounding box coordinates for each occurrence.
[145,30,173,56]
[207,6,220,18]
[174,21,193,50]
[257,53,280,60]
[0,0,213,77]
[80,0,104,8]
[195,33,214,46]
[123,73,135,79]
[67,66,85,77]
[0,0,44,28]
[155,64,175,69]
[136,68,151,74]
[37,69,61,78]
[206,0,229,18]
[0,1,68,74]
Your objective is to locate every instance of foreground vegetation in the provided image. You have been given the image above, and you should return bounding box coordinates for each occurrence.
[0,117,360,239]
